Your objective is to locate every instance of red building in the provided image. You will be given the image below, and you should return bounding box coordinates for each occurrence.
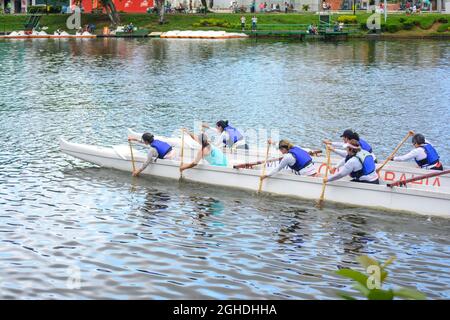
[76,0,154,13]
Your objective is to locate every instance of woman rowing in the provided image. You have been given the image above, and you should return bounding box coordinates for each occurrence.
[325,139,379,184]
[390,133,443,171]
[260,139,316,180]
[180,132,228,173]
[128,133,175,177]
[202,120,248,150]
[324,129,377,162]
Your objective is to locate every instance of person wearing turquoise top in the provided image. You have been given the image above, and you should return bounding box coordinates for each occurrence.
[180,132,228,173]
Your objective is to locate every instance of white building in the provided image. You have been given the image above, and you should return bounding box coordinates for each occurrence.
[170,0,321,12]
[0,0,69,13]
[215,0,320,12]
[0,0,32,13]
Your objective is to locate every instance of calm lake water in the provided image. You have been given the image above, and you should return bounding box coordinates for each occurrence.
[0,38,449,299]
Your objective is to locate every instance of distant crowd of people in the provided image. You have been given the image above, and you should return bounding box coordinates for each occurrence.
[403,1,433,14]
[239,1,295,13]
[322,1,332,11]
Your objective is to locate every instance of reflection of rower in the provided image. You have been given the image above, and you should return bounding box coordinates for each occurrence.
[202,120,248,150]
[326,139,379,184]
[391,133,443,171]
[260,139,316,180]
[128,133,175,177]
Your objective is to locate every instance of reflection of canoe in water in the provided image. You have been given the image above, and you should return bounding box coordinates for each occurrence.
[60,138,450,218]
[127,128,450,192]
[160,30,248,39]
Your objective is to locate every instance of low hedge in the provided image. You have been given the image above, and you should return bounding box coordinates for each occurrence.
[28,5,62,14]
[337,15,357,24]
[384,23,402,33]
[437,23,450,32]
[418,17,435,30]
[402,19,415,30]
[192,18,233,29]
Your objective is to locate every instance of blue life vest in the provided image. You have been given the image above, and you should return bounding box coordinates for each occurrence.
[416,144,440,167]
[151,140,172,159]
[223,125,243,145]
[358,138,373,153]
[346,150,376,180]
[288,147,312,172]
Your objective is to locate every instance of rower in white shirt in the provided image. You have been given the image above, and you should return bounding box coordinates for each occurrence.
[326,139,379,184]
[202,120,248,150]
[391,133,443,171]
[260,139,317,180]
[324,129,377,162]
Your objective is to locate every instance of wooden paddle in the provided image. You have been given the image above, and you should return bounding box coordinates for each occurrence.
[257,141,271,193]
[234,157,283,169]
[376,130,415,175]
[128,141,136,173]
[233,150,322,169]
[179,128,185,180]
[317,144,331,208]
[387,169,449,188]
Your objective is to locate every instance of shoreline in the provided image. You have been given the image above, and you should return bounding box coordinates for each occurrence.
[1,12,450,40]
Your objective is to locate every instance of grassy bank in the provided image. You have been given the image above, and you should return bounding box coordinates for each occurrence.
[1,12,449,38]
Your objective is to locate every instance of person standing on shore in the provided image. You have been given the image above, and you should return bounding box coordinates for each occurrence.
[251,16,257,31]
[240,16,246,31]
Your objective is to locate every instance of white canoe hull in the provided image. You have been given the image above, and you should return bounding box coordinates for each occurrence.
[128,129,449,192]
[60,138,450,218]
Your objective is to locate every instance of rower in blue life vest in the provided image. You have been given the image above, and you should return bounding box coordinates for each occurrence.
[325,139,379,184]
[390,133,443,171]
[260,139,317,180]
[180,131,229,173]
[128,133,175,177]
[324,129,377,162]
[202,120,248,150]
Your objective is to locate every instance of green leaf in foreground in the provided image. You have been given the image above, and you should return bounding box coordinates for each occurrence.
[357,255,380,269]
[335,269,368,287]
[335,255,426,300]
[393,288,427,300]
[367,289,394,300]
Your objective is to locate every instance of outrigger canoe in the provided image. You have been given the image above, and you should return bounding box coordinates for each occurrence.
[60,138,450,218]
[127,129,450,192]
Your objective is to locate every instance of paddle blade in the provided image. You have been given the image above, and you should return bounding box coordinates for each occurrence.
[315,199,324,209]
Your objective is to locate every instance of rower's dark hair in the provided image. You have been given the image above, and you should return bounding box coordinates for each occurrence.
[198,133,210,149]
[412,133,425,145]
[351,131,360,141]
[216,120,229,129]
[142,133,154,144]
